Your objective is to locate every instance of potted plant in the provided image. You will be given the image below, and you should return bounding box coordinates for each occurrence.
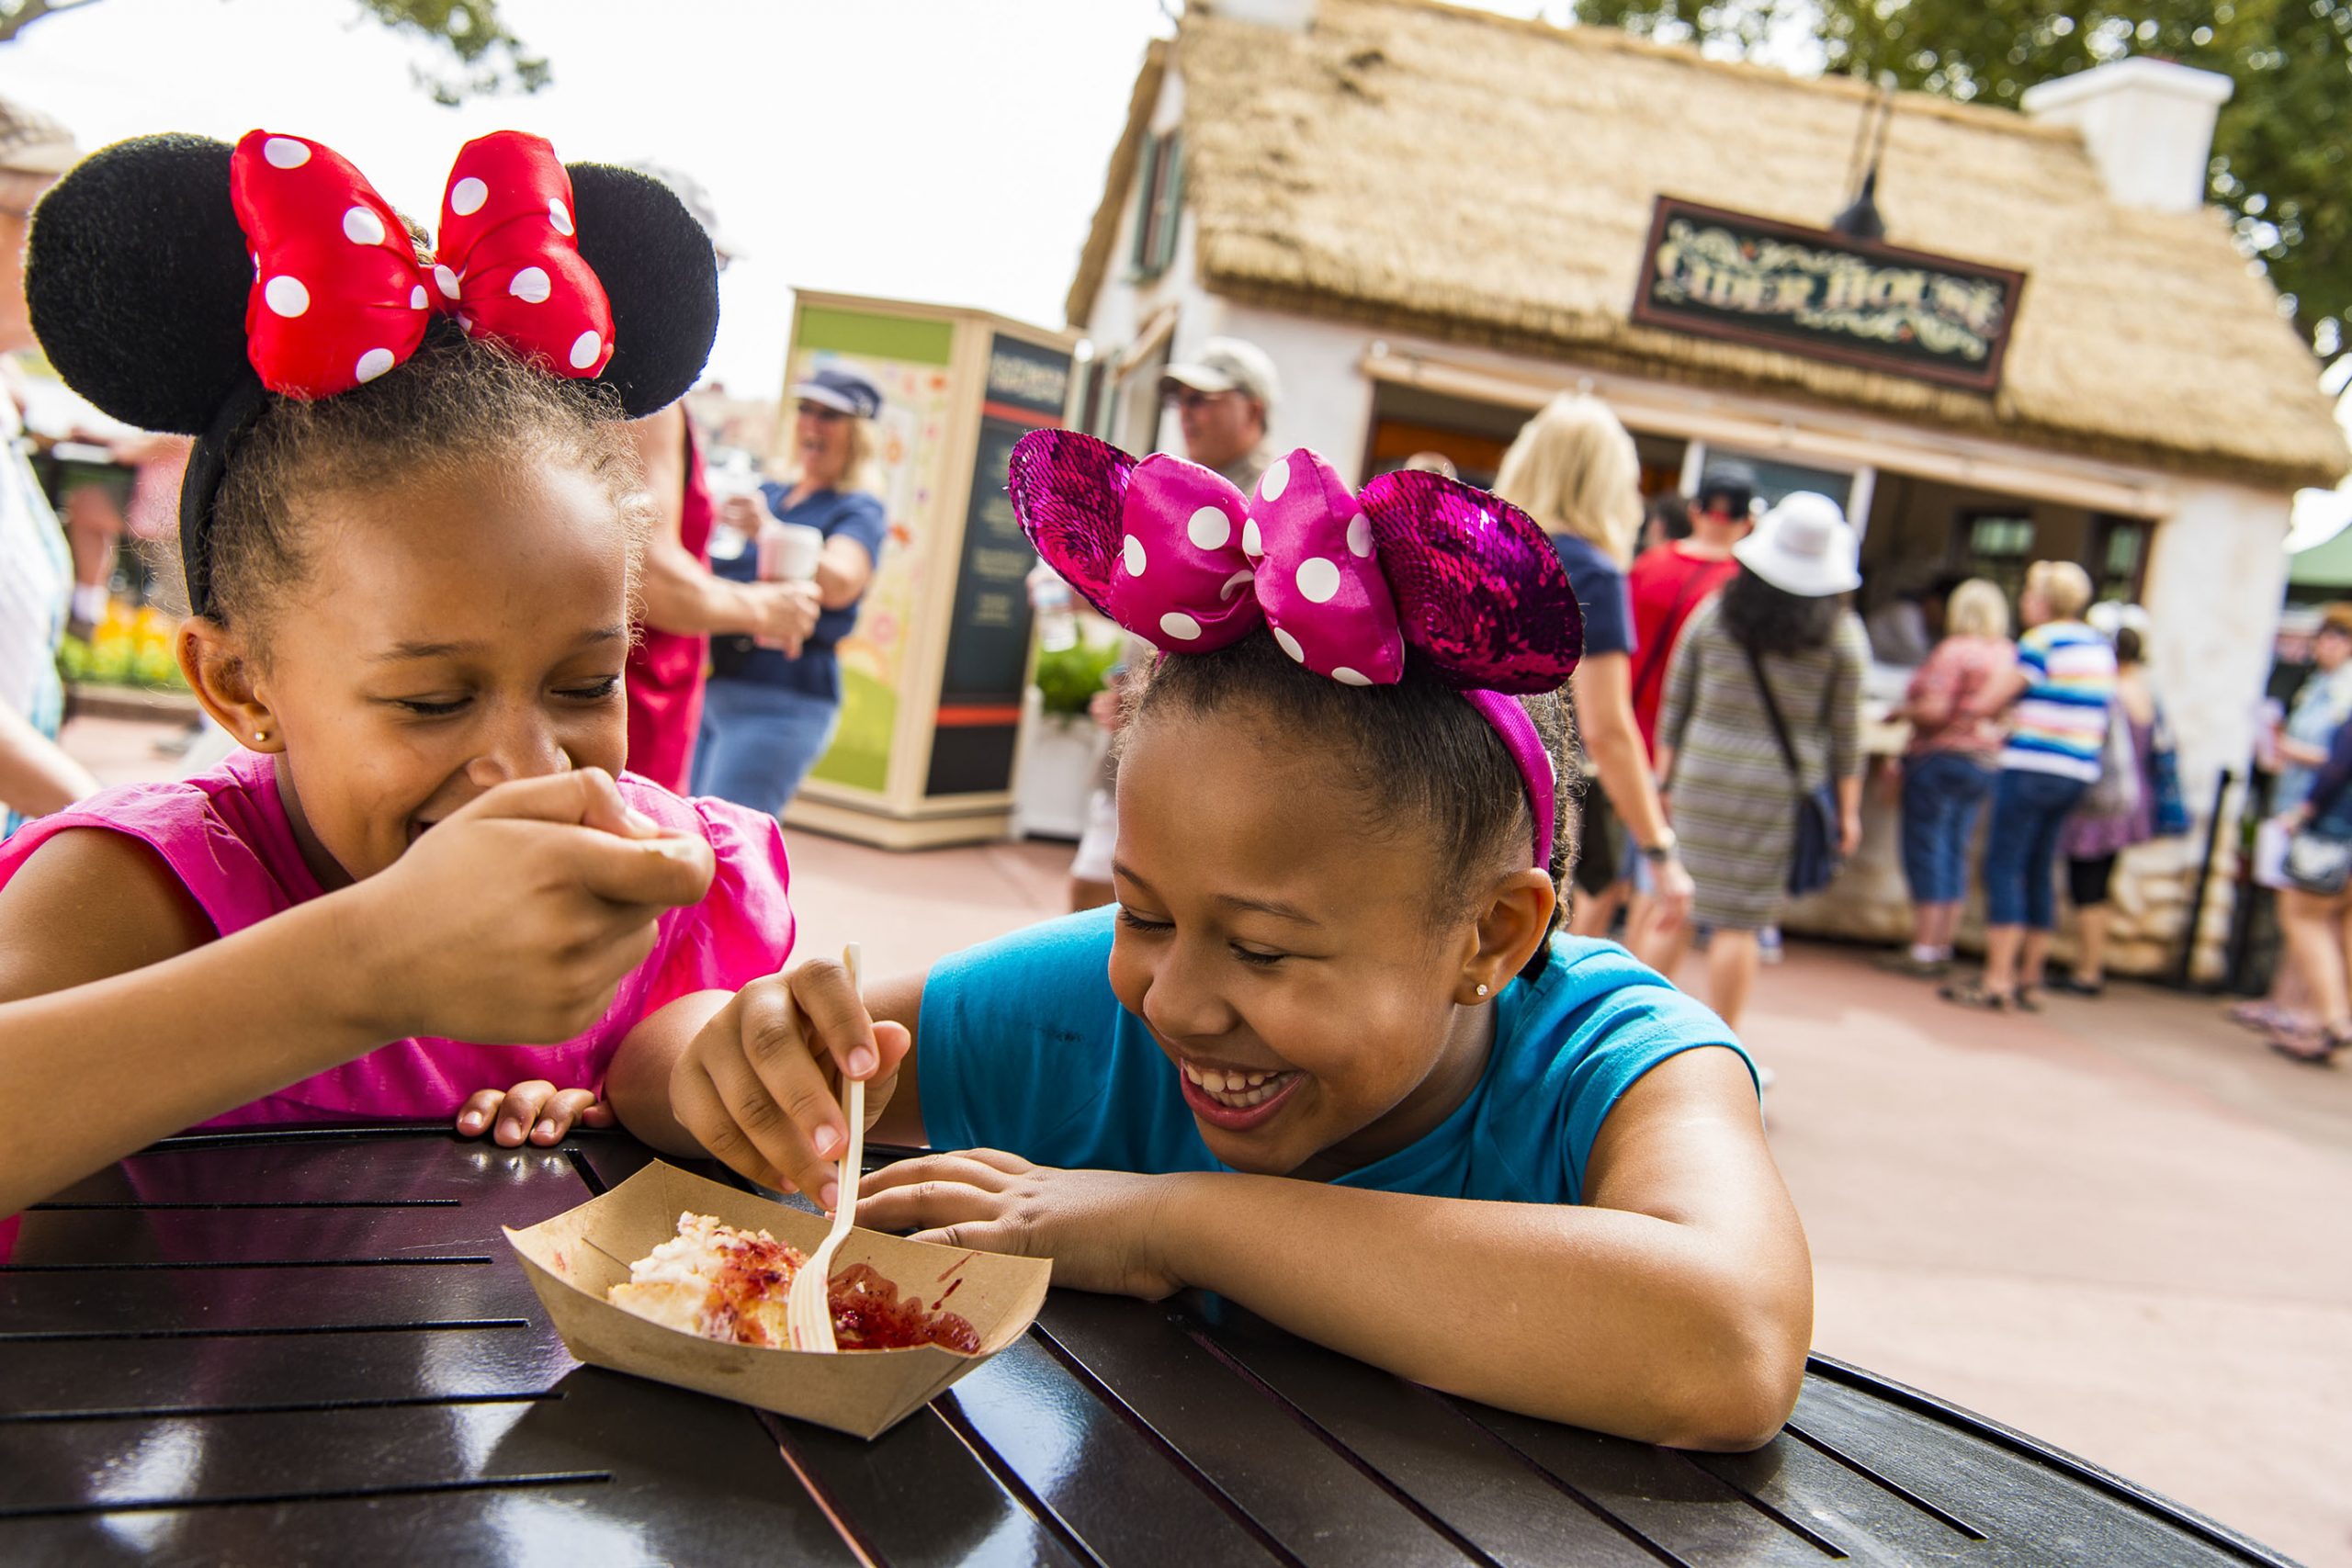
[1013,632,1122,840]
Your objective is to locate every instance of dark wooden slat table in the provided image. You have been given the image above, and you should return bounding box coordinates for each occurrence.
[0,1129,2299,1567]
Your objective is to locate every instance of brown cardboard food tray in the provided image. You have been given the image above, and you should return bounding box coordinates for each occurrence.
[503,1160,1051,1439]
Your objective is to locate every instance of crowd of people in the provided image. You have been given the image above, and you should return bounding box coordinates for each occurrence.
[2239,601,2352,1065]
[1022,358,2186,1048]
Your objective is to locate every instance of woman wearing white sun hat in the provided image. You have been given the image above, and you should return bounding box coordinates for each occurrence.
[1654,491,1870,1032]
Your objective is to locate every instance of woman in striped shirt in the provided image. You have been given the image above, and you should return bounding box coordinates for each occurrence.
[1941,561,2117,1010]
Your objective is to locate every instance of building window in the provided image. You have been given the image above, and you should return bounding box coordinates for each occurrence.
[2091,515,2152,604]
[1130,130,1184,280]
[1957,511,2037,604]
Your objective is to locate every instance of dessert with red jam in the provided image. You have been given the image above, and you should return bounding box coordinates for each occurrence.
[608,1211,979,1352]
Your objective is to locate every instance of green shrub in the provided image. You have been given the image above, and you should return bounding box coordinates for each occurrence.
[1034,638,1120,717]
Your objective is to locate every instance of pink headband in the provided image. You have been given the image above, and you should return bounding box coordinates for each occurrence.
[1008,432,1581,871]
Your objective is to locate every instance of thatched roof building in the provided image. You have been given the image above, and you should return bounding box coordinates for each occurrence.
[1069,0,2345,492]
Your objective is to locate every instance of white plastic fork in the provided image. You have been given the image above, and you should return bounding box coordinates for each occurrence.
[786,942,865,1353]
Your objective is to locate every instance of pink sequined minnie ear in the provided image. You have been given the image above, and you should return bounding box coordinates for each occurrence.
[1006,430,1137,615]
[1359,468,1583,694]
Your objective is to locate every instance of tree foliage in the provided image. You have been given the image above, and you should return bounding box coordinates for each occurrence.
[1571,0,2352,375]
[0,0,548,103]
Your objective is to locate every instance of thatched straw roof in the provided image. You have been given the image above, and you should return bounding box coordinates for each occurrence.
[1071,0,2346,491]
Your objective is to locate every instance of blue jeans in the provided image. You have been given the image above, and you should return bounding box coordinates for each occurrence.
[691,679,842,817]
[1899,752,1996,905]
[1981,769,2089,930]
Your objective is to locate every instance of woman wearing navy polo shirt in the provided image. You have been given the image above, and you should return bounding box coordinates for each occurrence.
[695,367,890,815]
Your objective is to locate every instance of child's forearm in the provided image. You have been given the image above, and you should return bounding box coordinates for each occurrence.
[1154,1174,1807,1450]
[0,897,393,1218]
[603,989,732,1156]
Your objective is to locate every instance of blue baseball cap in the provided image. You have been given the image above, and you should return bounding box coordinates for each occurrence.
[793,366,883,420]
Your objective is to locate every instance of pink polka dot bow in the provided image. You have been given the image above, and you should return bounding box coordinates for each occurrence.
[1008,431,1583,695]
[229,130,614,400]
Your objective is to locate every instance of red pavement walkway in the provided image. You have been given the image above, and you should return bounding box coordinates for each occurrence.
[51,715,2352,1565]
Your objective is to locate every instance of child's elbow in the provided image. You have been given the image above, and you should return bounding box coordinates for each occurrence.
[1657,1312,1811,1452]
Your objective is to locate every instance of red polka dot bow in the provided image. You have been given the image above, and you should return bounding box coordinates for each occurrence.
[229,130,614,400]
[1008,430,1583,695]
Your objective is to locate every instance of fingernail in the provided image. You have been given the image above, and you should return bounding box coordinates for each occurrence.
[458,1112,483,1132]
[811,1124,842,1158]
[847,1047,876,1077]
[536,1119,558,1139]
[647,834,703,861]
[819,1180,840,1212]
[624,806,658,832]
[500,1121,520,1143]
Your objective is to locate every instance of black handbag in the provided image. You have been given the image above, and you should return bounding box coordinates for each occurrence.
[1740,640,1843,898]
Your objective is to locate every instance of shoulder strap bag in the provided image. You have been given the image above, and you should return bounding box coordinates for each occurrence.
[1740,638,1844,898]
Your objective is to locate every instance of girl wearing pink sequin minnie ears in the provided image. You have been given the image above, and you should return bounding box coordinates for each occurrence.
[627,433,1814,1448]
[0,130,797,1217]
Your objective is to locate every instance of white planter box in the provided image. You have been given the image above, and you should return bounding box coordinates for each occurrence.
[1012,688,1110,840]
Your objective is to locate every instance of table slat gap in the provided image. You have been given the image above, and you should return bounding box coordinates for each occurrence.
[0,1392,564,1426]
[0,1317,533,1344]
[760,1414,888,1568]
[562,1147,610,1196]
[1778,1419,1986,1541]
[0,1256,497,1273]
[1026,1321,1309,1568]
[932,1388,1114,1568]
[1676,1450,1853,1560]
[0,1471,612,1522]
[1424,1393,1702,1568]
[1184,1327,1506,1568]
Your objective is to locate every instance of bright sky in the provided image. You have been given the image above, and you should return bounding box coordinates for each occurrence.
[6,0,1562,395]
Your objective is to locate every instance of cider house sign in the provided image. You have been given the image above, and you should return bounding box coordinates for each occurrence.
[1631,197,2027,395]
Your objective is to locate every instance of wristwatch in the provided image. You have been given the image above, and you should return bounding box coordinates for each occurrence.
[1639,829,1679,863]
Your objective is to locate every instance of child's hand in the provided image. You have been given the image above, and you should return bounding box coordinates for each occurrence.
[668,960,911,1207]
[348,769,716,1046]
[855,1149,1182,1300]
[455,1081,616,1147]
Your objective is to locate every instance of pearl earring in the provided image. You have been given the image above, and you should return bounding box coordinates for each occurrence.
[253,729,269,744]
[1475,982,1489,998]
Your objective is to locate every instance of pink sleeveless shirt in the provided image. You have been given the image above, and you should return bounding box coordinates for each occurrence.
[0,750,794,1126]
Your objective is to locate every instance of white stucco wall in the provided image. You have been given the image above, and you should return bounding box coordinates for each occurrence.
[2143,479,2290,802]
[1080,62,1215,459]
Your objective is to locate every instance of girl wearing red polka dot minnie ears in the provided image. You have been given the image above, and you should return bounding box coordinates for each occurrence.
[631,431,1814,1450]
[0,130,800,1218]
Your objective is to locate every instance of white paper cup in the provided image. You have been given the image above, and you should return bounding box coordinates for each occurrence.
[759,522,827,583]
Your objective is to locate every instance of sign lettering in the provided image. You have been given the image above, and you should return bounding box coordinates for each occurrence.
[1631,197,2026,395]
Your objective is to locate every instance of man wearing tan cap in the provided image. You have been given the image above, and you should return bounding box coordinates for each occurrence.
[0,96,99,834]
[1160,335,1279,493]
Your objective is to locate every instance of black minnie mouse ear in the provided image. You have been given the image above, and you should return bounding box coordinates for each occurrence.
[566,163,718,420]
[26,134,258,435]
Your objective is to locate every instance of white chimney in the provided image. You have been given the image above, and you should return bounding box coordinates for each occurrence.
[2021,57,2233,214]
[1208,0,1317,30]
